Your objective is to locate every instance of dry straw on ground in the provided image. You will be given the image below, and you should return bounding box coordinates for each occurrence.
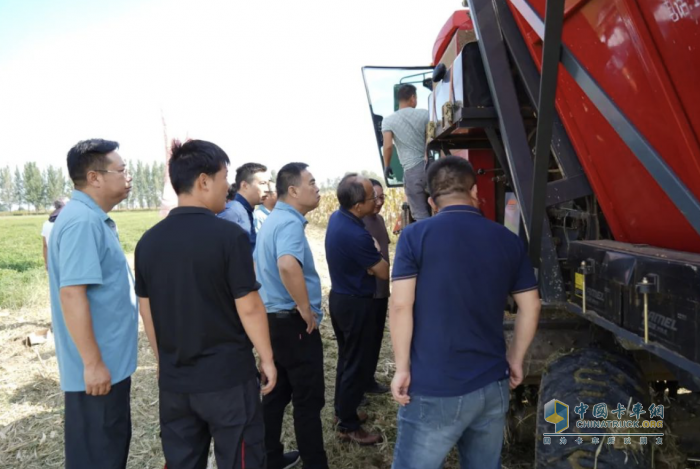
[0,223,534,469]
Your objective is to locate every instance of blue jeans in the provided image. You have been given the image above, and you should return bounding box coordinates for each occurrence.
[392,379,509,469]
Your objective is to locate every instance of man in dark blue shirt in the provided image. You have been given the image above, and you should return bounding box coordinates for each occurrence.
[389,156,541,469]
[325,174,389,445]
[219,163,269,248]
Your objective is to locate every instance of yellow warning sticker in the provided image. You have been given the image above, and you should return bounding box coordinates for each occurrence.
[574,273,583,298]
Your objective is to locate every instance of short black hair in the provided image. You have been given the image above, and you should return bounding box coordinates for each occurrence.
[235,163,267,190]
[397,84,417,102]
[337,173,366,210]
[427,156,476,205]
[168,139,230,195]
[276,162,309,197]
[369,178,382,188]
[226,184,237,201]
[66,139,119,187]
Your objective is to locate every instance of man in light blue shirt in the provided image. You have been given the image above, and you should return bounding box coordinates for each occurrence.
[253,185,277,233]
[218,162,268,248]
[253,162,329,469]
[48,139,138,469]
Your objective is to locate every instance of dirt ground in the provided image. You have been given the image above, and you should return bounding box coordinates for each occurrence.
[0,225,535,468]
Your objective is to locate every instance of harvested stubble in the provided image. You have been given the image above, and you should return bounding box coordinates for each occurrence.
[0,215,535,468]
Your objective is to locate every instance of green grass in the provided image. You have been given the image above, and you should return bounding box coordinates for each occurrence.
[0,216,49,310]
[0,216,46,272]
[111,211,162,253]
[0,211,161,310]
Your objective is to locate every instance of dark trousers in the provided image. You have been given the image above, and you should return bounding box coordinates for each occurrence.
[159,378,265,469]
[368,298,389,385]
[263,313,328,469]
[64,377,132,469]
[329,291,377,432]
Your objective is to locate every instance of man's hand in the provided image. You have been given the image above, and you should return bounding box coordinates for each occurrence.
[507,289,540,390]
[389,278,415,405]
[297,305,318,334]
[259,360,277,396]
[384,166,394,180]
[391,370,411,406]
[507,356,524,389]
[84,361,112,396]
[278,255,317,333]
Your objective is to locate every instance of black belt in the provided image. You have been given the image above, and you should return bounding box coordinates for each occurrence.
[268,309,299,319]
[330,291,374,299]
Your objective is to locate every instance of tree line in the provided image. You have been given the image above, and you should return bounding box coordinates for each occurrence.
[0,161,166,212]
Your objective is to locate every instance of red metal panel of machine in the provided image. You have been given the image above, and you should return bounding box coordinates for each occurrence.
[432,11,474,65]
[637,0,700,148]
[452,149,497,221]
[508,0,700,253]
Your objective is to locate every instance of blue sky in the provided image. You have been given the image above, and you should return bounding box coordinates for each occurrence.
[0,0,462,182]
[0,0,147,62]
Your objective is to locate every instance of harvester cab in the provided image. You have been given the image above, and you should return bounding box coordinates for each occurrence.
[361,67,433,188]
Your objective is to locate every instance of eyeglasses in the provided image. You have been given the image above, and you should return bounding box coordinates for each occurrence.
[376,195,386,201]
[95,169,131,178]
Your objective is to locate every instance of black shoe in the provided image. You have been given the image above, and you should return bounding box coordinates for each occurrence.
[337,427,384,446]
[366,382,390,394]
[281,450,301,469]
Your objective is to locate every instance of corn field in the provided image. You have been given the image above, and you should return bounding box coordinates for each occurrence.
[306,187,406,242]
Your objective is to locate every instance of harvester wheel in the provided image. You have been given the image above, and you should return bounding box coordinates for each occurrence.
[535,348,651,469]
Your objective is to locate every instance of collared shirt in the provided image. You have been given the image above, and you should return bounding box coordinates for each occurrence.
[47,190,138,392]
[363,214,391,298]
[392,204,538,398]
[325,208,383,297]
[219,193,256,248]
[253,205,271,233]
[253,201,323,322]
[135,206,260,393]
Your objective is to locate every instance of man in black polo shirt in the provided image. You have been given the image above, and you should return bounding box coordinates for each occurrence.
[389,156,541,469]
[135,139,276,469]
[325,174,389,445]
